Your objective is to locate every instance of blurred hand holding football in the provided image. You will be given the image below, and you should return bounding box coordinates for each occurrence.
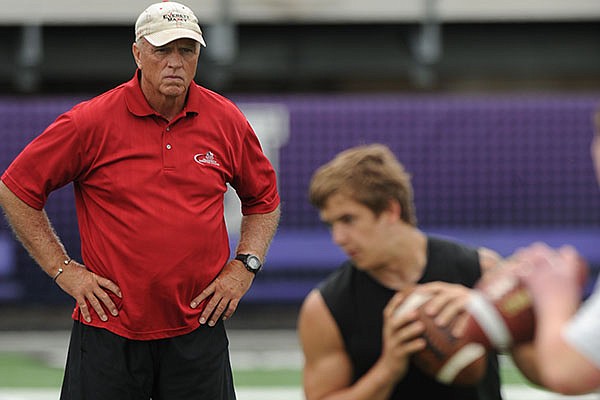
[463,243,588,351]
[393,284,488,386]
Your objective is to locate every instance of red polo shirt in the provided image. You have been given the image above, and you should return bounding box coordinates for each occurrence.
[2,72,280,340]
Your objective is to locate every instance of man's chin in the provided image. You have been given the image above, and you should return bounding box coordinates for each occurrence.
[161,85,186,98]
[350,257,365,268]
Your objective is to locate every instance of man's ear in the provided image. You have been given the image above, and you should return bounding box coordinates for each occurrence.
[383,199,402,222]
[132,42,142,69]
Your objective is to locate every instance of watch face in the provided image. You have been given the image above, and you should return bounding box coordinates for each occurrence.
[236,254,262,273]
[247,255,261,270]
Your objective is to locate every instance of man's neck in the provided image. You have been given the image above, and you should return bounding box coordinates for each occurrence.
[370,227,428,290]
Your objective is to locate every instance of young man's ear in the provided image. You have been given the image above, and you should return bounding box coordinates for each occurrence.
[382,199,402,222]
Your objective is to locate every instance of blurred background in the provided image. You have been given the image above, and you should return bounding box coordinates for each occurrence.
[2,0,600,315]
[0,1,600,398]
[1,0,600,94]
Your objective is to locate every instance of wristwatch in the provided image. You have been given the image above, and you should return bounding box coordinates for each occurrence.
[235,254,262,274]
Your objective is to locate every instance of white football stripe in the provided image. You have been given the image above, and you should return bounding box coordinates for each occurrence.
[436,343,486,384]
[467,292,513,350]
[393,291,432,317]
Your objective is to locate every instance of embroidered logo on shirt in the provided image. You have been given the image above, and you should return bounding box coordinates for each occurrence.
[194,151,220,167]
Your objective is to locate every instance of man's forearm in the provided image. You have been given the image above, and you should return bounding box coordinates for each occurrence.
[0,181,69,277]
[235,205,281,261]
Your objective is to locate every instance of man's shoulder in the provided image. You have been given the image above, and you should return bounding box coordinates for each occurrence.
[318,261,356,295]
[70,81,129,115]
[428,235,478,257]
[188,83,244,116]
[425,235,482,285]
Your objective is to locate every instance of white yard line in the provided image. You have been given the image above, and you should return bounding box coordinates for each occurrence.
[0,388,303,400]
[502,385,600,400]
[0,387,598,400]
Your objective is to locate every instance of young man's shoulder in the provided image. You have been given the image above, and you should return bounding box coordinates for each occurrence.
[427,235,478,257]
[425,235,482,285]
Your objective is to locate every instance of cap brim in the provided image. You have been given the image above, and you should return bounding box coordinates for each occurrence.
[144,28,206,47]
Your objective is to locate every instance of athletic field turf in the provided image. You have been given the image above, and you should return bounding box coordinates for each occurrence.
[0,330,596,400]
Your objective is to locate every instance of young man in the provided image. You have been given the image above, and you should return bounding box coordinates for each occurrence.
[0,2,280,399]
[298,143,514,399]
[511,111,600,394]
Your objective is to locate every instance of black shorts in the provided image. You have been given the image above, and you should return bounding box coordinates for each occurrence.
[60,320,236,400]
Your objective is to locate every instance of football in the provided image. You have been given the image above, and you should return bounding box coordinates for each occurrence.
[394,286,487,386]
[463,269,534,351]
[463,256,589,351]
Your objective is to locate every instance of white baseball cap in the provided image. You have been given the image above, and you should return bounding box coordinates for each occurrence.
[135,1,206,47]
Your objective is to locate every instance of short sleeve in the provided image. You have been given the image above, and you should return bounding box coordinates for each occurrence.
[230,120,280,215]
[1,112,82,209]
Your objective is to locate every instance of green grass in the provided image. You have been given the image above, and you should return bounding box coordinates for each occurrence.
[0,353,63,387]
[0,352,529,389]
[501,363,531,385]
[0,352,301,389]
[233,369,301,387]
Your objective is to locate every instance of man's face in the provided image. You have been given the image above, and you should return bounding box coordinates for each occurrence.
[134,38,200,99]
[593,112,600,186]
[319,192,392,270]
[592,134,600,186]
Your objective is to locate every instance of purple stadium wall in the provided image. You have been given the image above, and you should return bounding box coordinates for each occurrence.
[1,93,599,303]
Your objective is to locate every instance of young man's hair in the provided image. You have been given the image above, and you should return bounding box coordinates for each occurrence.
[309,143,417,226]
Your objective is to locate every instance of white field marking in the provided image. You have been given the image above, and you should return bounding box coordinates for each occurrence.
[0,386,597,400]
[501,385,599,400]
[0,388,304,400]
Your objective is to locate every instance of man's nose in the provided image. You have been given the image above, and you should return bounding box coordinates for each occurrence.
[331,225,347,246]
[167,52,184,67]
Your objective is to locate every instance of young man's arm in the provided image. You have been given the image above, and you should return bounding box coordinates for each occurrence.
[298,289,425,400]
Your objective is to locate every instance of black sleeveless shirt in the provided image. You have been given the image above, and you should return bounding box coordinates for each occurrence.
[318,236,502,400]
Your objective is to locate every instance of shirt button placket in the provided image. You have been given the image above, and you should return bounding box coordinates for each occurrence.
[164,125,175,169]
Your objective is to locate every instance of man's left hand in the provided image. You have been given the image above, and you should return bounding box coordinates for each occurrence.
[190,259,254,326]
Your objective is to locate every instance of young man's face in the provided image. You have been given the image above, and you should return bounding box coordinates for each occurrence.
[319,192,392,270]
[592,135,600,187]
[593,113,600,186]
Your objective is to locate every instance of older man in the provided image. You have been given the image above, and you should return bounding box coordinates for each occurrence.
[0,2,280,399]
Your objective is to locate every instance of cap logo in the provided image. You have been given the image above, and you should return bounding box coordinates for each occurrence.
[163,11,191,24]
